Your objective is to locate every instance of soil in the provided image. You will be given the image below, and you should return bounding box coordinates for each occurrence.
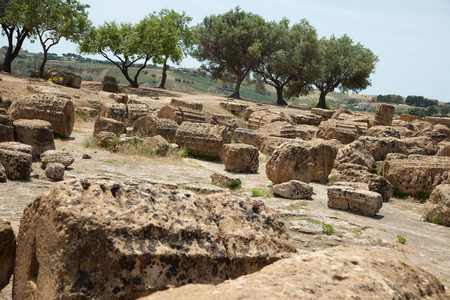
[0,73,449,299]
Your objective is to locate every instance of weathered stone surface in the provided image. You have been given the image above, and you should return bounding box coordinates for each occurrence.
[423,184,450,226]
[158,105,206,125]
[133,116,179,142]
[366,125,400,138]
[424,116,450,128]
[373,103,395,126]
[241,106,267,121]
[273,180,313,200]
[0,220,15,291]
[40,150,74,169]
[310,107,334,120]
[290,112,323,126]
[76,107,99,118]
[400,114,422,123]
[437,141,450,157]
[26,84,71,99]
[232,128,264,149]
[260,137,303,156]
[95,131,117,148]
[142,246,448,300]
[170,98,203,111]
[0,163,5,182]
[175,122,231,160]
[13,119,55,160]
[43,68,82,88]
[247,111,291,130]
[143,135,170,156]
[257,121,297,139]
[329,163,393,202]
[13,179,295,299]
[294,125,318,140]
[0,148,32,180]
[94,117,126,136]
[210,172,241,188]
[225,118,246,132]
[334,140,376,170]
[0,141,32,155]
[266,139,341,184]
[0,114,14,142]
[209,113,235,126]
[316,119,367,144]
[109,93,128,104]
[221,144,259,173]
[383,154,450,195]
[100,103,128,123]
[9,94,75,138]
[327,185,383,216]
[101,76,119,93]
[127,103,149,126]
[45,162,65,181]
[219,101,248,116]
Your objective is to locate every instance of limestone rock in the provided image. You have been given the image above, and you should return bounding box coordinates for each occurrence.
[95,131,117,148]
[127,103,149,126]
[260,137,303,156]
[142,246,448,300]
[94,117,126,136]
[373,103,395,126]
[0,141,32,155]
[101,76,119,93]
[310,107,334,120]
[366,125,400,138]
[13,179,295,299]
[13,119,55,160]
[109,93,128,104]
[210,172,241,189]
[294,125,318,140]
[232,128,264,149]
[0,114,14,142]
[0,220,15,291]
[437,141,450,157]
[334,140,376,170]
[400,114,421,123]
[0,148,32,180]
[423,184,450,226]
[272,180,313,200]
[43,68,82,88]
[100,103,127,123]
[247,111,291,130]
[40,150,74,169]
[290,112,324,126]
[304,139,342,183]
[143,135,170,156]
[158,105,206,125]
[45,162,65,181]
[133,116,178,142]
[257,121,297,139]
[424,116,450,128]
[175,122,231,160]
[9,94,75,138]
[170,98,203,111]
[383,154,450,195]
[327,185,383,216]
[0,164,5,182]
[316,119,367,144]
[221,144,259,173]
[219,101,248,116]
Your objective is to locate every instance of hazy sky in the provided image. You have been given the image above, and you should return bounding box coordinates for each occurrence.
[4,0,450,102]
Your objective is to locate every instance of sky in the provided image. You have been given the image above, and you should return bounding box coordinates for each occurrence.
[3,0,450,102]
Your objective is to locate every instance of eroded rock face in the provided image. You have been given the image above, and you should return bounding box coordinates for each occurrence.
[257,121,297,139]
[101,76,119,93]
[373,103,395,126]
[272,180,313,200]
[158,105,206,125]
[95,131,117,148]
[9,94,75,138]
[13,179,295,299]
[0,164,6,182]
[13,119,55,160]
[0,220,15,291]
[175,122,231,160]
[260,137,304,156]
[0,114,14,142]
[383,154,450,195]
[334,140,375,170]
[210,173,241,189]
[44,162,65,181]
[437,141,450,157]
[247,111,291,130]
[143,135,169,156]
[43,68,82,88]
[40,150,74,169]
[94,117,126,136]
[221,144,259,173]
[423,184,450,226]
[0,148,32,180]
[327,185,383,216]
[133,116,178,142]
[142,246,448,300]
[366,125,400,138]
[232,128,264,149]
[316,119,367,144]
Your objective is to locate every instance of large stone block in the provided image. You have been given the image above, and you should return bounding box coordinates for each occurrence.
[133,116,178,142]
[221,144,259,173]
[423,184,450,226]
[13,179,295,299]
[373,103,395,126]
[94,117,126,136]
[9,95,75,138]
[0,220,15,291]
[0,148,32,180]
[13,119,55,160]
[175,122,231,160]
[272,180,313,200]
[327,185,383,216]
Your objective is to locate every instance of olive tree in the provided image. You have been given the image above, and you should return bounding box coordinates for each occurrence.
[304,35,379,109]
[251,19,318,105]
[33,0,91,77]
[192,7,267,99]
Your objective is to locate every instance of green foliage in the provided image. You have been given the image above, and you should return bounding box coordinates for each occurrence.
[300,34,379,109]
[396,235,407,244]
[251,188,271,198]
[322,222,335,235]
[374,168,381,176]
[224,180,241,191]
[376,94,403,104]
[440,105,449,116]
[405,95,437,107]
[82,136,96,148]
[192,6,267,99]
[428,213,443,225]
[415,191,430,202]
[251,19,318,105]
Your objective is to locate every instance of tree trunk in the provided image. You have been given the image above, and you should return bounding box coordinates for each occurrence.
[276,85,287,105]
[2,25,28,73]
[316,91,328,109]
[39,48,48,78]
[158,61,168,88]
[229,78,243,99]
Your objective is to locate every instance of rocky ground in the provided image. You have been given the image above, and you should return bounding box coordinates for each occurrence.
[0,73,449,299]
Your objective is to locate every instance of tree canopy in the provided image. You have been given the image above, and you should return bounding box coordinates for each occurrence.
[251,19,318,105]
[192,7,267,99]
[289,35,378,109]
[33,0,91,77]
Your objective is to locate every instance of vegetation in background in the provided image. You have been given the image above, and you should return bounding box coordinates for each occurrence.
[375,94,404,104]
[251,188,272,198]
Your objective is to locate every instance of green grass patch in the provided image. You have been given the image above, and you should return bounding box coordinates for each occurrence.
[251,188,272,198]
[322,222,335,235]
[396,235,407,244]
